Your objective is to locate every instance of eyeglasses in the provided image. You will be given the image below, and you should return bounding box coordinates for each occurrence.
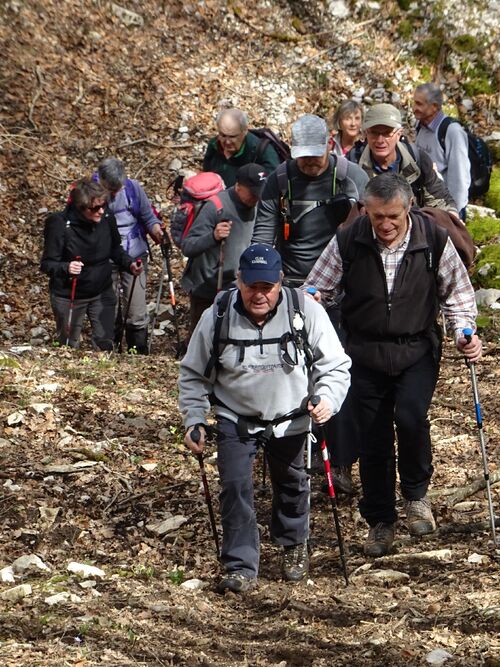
[86,202,107,213]
[366,127,399,139]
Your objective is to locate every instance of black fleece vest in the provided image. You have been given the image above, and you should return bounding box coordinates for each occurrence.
[338,214,447,375]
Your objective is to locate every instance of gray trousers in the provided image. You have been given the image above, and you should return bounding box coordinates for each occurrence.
[50,286,116,350]
[112,256,149,330]
[216,417,309,579]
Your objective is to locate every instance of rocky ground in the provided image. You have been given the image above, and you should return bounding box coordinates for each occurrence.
[0,1,499,666]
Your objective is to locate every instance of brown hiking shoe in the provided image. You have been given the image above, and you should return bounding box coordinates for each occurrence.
[405,496,436,536]
[363,522,395,557]
[282,543,309,582]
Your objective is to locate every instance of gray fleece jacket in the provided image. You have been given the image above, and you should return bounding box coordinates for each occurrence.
[178,289,351,437]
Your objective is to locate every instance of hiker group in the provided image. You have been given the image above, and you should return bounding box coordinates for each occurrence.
[41,81,493,592]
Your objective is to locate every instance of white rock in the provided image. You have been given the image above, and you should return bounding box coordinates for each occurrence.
[426,648,453,665]
[78,579,97,589]
[467,552,487,564]
[491,302,500,310]
[6,411,25,425]
[36,383,60,392]
[9,345,32,354]
[146,515,188,536]
[12,554,50,574]
[168,158,182,171]
[110,2,143,26]
[461,98,474,111]
[140,462,158,472]
[0,584,32,602]
[30,403,53,414]
[475,288,500,307]
[180,578,207,591]
[328,0,350,17]
[44,591,82,606]
[30,326,46,338]
[478,263,492,276]
[3,479,21,491]
[0,566,15,583]
[484,131,500,142]
[67,562,105,578]
[365,569,410,585]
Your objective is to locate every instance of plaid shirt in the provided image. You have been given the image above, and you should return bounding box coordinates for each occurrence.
[304,214,477,342]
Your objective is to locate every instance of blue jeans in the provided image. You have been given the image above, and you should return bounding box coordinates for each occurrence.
[216,417,308,578]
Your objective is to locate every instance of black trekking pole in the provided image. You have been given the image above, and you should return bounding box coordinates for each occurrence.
[118,258,142,353]
[191,426,220,559]
[310,395,349,585]
[66,255,81,346]
[216,239,226,293]
[462,328,498,547]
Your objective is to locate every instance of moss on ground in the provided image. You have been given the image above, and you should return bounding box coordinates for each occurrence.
[467,213,500,245]
[472,245,500,289]
[484,167,500,214]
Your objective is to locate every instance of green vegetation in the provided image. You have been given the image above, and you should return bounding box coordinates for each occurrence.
[397,19,413,38]
[416,37,442,63]
[169,568,185,585]
[396,0,411,9]
[0,355,20,368]
[451,34,479,53]
[81,384,97,398]
[467,214,500,245]
[485,167,500,214]
[472,245,500,289]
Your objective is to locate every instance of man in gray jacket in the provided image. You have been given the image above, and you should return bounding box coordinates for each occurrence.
[252,113,368,284]
[181,163,266,333]
[179,244,351,593]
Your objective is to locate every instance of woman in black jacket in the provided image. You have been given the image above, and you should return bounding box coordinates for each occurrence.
[41,178,142,350]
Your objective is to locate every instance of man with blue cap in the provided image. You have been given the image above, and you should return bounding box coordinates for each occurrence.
[178,243,351,593]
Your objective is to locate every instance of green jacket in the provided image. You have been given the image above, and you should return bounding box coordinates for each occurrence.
[202,131,281,186]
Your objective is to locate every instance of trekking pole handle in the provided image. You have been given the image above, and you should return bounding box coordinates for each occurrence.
[310,394,321,408]
[191,426,201,444]
[306,287,317,296]
[463,327,473,345]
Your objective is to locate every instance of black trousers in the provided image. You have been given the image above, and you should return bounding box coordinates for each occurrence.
[350,351,440,526]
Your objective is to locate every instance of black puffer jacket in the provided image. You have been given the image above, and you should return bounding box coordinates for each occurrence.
[40,205,132,299]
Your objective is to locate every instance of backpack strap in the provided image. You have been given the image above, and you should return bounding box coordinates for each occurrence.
[124,179,141,219]
[255,137,270,165]
[420,213,448,274]
[334,155,349,182]
[203,288,234,378]
[284,286,314,369]
[437,117,456,153]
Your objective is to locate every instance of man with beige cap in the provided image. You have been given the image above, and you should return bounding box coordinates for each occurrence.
[348,103,458,216]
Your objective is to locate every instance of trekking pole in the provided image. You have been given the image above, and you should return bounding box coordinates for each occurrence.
[160,228,184,357]
[191,426,220,559]
[118,258,142,353]
[462,328,498,547]
[66,255,81,346]
[310,395,349,585]
[216,239,226,293]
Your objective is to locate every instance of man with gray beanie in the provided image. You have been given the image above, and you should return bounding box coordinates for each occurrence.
[252,113,368,284]
[252,113,368,495]
[348,103,458,216]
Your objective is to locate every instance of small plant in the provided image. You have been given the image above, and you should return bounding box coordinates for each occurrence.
[168,568,185,585]
[81,385,97,398]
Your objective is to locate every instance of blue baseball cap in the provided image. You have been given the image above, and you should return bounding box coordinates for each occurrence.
[239,244,282,284]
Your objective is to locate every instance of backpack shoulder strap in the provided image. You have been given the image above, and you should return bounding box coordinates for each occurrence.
[284,286,314,368]
[255,137,270,165]
[420,213,448,274]
[203,289,234,378]
[437,117,456,152]
[334,155,349,181]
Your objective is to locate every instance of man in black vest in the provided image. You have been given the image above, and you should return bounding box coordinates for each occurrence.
[304,173,482,556]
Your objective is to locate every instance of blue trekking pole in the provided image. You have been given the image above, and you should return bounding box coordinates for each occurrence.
[462,328,498,547]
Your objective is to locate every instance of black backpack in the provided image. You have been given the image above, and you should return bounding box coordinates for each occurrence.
[203,286,313,378]
[251,128,291,164]
[422,118,492,198]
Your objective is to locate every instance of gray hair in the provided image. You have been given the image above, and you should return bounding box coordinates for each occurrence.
[71,178,108,210]
[364,173,413,208]
[331,100,363,130]
[415,82,443,108]
[98,157,127,191]
[216,108,248,132]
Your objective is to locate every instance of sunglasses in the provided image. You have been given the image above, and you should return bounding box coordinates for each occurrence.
[366,127,399,139]
[86,202,107,213]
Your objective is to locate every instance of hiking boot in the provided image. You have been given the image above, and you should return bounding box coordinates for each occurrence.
[217,572,256,594]
[363,522,395,557]
[282,543,309,582]
[405,496,436,536]
[332,466,356,495]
